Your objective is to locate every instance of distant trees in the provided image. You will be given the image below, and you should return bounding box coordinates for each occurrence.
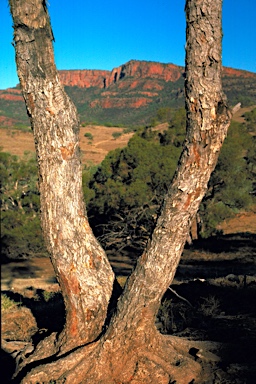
[0,151,46,260]
[244,107,256,132]
[199,118,255,236]
[86,109,186,253]
[2,108,255,261]
[150,106,174,126]
[85,109,255,251]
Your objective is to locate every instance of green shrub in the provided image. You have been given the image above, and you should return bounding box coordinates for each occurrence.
[112,131,122,139]
[84,132,93,140]
[43,290,56,302]
[1,294,20,312]
[1,150,47,259]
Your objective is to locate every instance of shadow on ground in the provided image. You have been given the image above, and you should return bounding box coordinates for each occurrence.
[1,232,256,383]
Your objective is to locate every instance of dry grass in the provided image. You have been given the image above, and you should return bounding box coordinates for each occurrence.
[0,125,133,165]
[1,105,255,163]
[232,104,256,124]
[0,129,35,157]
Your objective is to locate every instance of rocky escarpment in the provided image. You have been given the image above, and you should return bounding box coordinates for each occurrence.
[58,60,256,89]
[58,60,184,89]
[59,69,110,88]
[1,60,255,127]
[222,67,256,78]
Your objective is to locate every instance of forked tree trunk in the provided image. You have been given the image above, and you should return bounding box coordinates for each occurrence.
[10,0,234,383]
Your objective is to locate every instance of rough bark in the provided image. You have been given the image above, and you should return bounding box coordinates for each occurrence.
[9,0,234,383]
[106,0,231,337]
[9,0,114,355]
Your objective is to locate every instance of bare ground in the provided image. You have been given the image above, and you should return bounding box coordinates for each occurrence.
[0,105,254,162]
[1,225,256,383]
[0,125,133,164]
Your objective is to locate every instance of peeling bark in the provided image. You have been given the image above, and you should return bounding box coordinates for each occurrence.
[9,0,114,355]
[9,0,234,383]
[104,0,231,340]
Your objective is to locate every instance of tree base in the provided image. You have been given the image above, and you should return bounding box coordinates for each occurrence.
[16,331,206,383]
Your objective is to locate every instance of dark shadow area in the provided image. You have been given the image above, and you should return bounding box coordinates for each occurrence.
[2,289,65,335]
[10,265,37,278]
[158,279,256,383]
[187,233,256,255]
[107,247,137,277]
[1,259,42,279]
[104,278,123,329]
[1,289,65,382]
[45,276,58,284]
[110,264,134,276]
[177,232,256,280]
[0,349,16,383]
[176,260,256,279]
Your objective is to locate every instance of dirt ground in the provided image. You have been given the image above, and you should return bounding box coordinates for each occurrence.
[0,125,133,164]
[1,104,253,163]
[1,228,256,383]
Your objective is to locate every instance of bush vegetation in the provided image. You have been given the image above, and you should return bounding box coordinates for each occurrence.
[112,131,122,139]
[1,293,20,312]
[84,132,93,141]
[1,151,48,260]
[84,107,255,252]
[1,108,255,260]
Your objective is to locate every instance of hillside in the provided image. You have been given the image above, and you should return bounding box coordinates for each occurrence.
[0,60,256,128]
[0,125,134,165]
[1,104,254,166]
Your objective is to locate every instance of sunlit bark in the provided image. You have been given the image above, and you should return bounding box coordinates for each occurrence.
[105,0,231,339]
[9,0,114,354]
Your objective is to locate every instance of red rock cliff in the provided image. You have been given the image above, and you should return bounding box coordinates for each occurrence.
[222,67,256,78]
[59,69,111,88]
[59,60,184,89]
[58,60,256,89]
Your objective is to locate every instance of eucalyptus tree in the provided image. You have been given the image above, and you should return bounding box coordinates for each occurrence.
[9,0,236,382]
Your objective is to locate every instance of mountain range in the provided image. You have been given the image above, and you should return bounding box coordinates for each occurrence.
[1,60,256,128]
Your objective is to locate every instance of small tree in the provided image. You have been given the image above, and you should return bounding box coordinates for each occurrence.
[9,0,236,382]
[84,132,93,141]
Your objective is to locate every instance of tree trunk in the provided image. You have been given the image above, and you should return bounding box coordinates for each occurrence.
[107,0,232,337]
[9,0,114,355]
[10,0,234,383]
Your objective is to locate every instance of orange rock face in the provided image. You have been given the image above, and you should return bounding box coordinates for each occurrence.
[59,69,110,88]
[0,94,23,101]
[58,60,256,90]
[222,67,256,78]
[0,88,23,101]
[57,61,185,110]
[58,60,184,89]
[90,97,151,109]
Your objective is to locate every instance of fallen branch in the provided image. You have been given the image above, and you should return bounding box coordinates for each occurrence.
[168,287,193,307]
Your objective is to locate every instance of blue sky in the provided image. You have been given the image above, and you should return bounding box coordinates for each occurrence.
[0,0,255,90]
